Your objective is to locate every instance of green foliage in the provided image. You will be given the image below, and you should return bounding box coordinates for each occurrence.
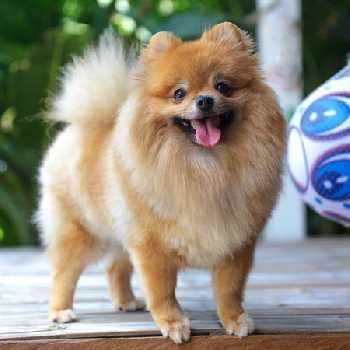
[0,0,105,246]
[303,1,350,95]
[0,0,349,245]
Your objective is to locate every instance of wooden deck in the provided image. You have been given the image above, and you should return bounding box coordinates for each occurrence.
[1,239,350,349]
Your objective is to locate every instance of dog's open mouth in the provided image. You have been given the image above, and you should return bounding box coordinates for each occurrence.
[173,111,234,148]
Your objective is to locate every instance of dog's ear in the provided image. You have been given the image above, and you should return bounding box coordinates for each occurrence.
[145,31,182,57]
[202,22,253,52]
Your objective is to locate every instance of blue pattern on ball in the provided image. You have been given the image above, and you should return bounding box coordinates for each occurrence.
[313,159,350,201]
[301,97,350,137]
[315,197,322,204]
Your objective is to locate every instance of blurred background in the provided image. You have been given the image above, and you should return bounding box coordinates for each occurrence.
[0,0,349,246]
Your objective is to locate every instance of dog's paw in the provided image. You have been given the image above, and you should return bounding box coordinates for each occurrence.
[114,298,145,312]
[159,316,191,344]
[49,309,78,323]
[225,312,255,337]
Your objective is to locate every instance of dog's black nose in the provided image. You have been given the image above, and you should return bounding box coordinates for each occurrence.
[196,95,214,112]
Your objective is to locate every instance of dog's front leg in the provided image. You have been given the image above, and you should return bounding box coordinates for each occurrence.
[130,240,190,344]
[212,239,256,337]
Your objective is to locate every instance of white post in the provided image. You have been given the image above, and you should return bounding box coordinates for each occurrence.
[256,0,305,241]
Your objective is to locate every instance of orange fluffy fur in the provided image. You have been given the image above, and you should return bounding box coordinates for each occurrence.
[36,22,285,343]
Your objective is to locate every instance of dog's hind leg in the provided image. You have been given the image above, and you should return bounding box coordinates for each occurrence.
[47,220,100,323]
[106,253,145,312]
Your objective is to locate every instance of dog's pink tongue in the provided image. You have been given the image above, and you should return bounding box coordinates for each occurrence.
[192,117,221,148]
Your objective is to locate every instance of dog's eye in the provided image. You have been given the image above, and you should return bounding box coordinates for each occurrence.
[174,88,186,102]
[215,82,232,96]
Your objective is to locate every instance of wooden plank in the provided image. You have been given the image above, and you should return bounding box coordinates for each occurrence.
[2,334,350,350]
[1,239,350,342]
[2,313,350,340]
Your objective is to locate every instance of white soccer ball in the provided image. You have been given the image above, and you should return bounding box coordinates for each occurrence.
[287,70,350,226]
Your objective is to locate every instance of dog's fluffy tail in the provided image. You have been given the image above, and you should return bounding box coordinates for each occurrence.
[48,31,133,126]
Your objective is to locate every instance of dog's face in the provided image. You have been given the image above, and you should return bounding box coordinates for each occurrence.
[122,21,284,233]
[131,22,260,155]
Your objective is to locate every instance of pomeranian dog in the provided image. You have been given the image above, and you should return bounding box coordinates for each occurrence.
[36,22,285,344]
